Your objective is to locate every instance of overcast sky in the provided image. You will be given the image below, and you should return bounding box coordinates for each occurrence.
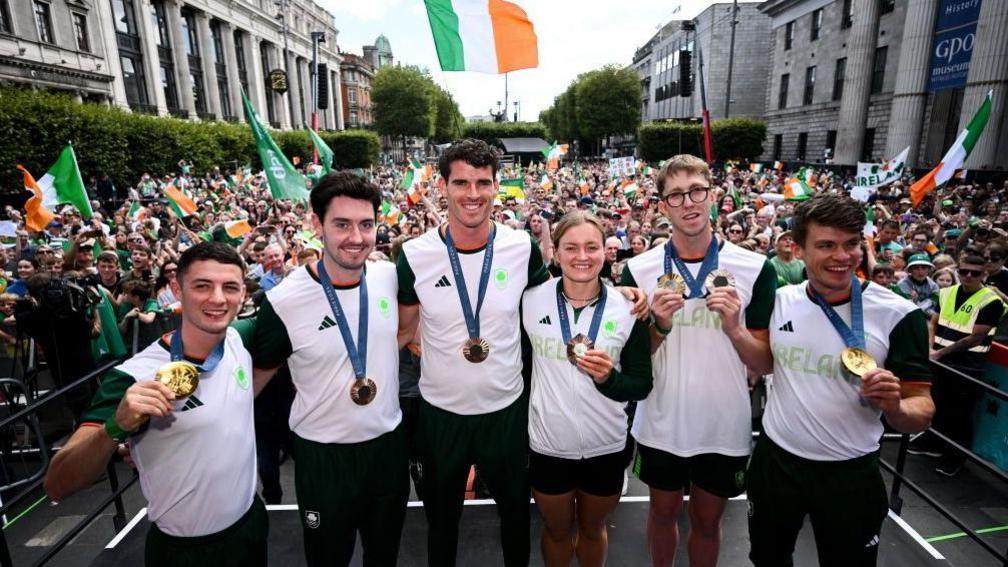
[318,0,761,121]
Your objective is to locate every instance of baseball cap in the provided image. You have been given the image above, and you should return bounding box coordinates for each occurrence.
[906,253,934,269]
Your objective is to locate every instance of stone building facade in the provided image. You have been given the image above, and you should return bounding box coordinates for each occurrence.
[0,0,344,130]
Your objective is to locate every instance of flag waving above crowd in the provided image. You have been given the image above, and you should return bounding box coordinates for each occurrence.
[424,0,538,73]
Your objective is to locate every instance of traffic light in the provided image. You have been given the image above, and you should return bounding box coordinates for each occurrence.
[316,64,329,110]
[679,50,692,97]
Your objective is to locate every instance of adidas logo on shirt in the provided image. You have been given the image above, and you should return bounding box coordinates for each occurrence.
[434,275,452,288]
[778,321,795,332]
[318,315,336,331]
[180,396,204,412]
[539,315,552,325]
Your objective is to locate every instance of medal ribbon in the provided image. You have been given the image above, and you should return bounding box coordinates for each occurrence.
[317,260,368,380]
[169,329,225,373]
[664,235,719,297]
[555,280,608,346]
[445,223,496,341]
[807,275,865,349]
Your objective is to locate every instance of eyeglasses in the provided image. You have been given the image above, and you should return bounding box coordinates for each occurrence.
[164,267,177,273]
[662,186,710,208]
[728,228,743,234]
[958,268,983,277]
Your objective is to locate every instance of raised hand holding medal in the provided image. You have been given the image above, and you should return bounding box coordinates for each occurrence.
[556,280,610,381]
[808,275,875,405]
[317,260,377,406]
[445,224,495,363]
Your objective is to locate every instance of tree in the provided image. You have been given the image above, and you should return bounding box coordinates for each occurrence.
[432,87,464,143]
[574,65,640,152]
[371,66,436,150]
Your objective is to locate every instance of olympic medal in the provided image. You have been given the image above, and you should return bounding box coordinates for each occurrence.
[462,337,490,363]
[704,269,736,295]
[350,377,377,406]
[840,347,877,378]
[657,272,687,295]
[155,361,199,399]
[566,334,594,366]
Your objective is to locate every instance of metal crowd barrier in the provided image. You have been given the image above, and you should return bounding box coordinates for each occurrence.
[881,358,1008,566]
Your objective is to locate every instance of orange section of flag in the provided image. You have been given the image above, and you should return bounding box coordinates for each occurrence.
[164,184,198,214]
[16,165,54,232]
[909,163,943,207]
[489,0,538,73]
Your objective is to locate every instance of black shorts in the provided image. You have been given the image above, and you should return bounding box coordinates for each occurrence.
[530,441,635,497]
[633,443,748,498]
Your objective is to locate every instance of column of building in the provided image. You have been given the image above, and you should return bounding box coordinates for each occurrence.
[220,22,244,122]
[285,50,304,128]
[136,0,169,115]
[164,0,195,118]
[194,11,222,119]
[245,35,267,119]
[94,0,131,109]
[959,0,1008,169]
[884,0,938,167]
[332,65,344,130]
[273,45,292,129]
[834,0,880,165]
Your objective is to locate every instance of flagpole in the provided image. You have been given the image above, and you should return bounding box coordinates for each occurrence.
[696,36,714,163]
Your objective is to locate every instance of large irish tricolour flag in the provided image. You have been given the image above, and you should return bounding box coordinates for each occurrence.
[910,90,992,206]
[424,0,538,74]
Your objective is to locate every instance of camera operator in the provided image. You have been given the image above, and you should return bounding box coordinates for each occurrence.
[15,272,100,419]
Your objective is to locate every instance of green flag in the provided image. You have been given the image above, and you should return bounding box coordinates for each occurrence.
[240,91,308,202]
[307,128,334,174]
[39,144,93,218]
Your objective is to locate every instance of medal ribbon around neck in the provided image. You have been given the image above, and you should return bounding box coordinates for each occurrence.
[169,328,225,373]
[444,223,496,343]
[664,235,719,298]
[807,275,865,350]
[317,260,369,381]
[555,279,608,347]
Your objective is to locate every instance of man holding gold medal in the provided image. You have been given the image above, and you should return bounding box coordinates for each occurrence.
[251,172,408,566]
[44,242,265,567]
[748,194,935,566]
[622,154,777,567]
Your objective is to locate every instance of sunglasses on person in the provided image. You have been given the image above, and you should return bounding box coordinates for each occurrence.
[958,268,983,277]
[728,228,744,234]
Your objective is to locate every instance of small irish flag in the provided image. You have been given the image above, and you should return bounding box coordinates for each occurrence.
[127,202,148,221]
[911,90,992,206]
[749,163,764,173]
[620,179,639,199]
[424,0,538,74]
[164,184,197,218]
[783,177,813,201]
[773,161,784,171]
[17,166,55,232]
[224,220,252,238]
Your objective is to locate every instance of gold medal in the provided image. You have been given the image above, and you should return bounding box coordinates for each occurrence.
[462,337,490,363]
[704,269,736,295]
[566,334,594,366]
[657,272,687,295]
[840,347,877,378]
[350,377,377,406]
[155,361,199,399]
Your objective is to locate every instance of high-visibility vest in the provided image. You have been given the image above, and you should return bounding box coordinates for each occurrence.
[933,284,1003,355]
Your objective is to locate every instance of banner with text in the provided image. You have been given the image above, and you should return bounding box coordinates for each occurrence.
[608,157,636,178]
[853,146,910,202]
[928,0,983,92]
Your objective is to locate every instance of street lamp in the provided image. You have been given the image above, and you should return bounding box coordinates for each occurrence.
[513,100,519,122]
[310,31,325,162]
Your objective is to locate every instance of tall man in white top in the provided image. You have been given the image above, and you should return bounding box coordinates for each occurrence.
[397,139,551,566]
[252,172,408,566]
[622,155,777,567]
[749,194,934,566]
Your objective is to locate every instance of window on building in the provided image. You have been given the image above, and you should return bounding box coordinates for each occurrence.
[871,46,887,94]
[803,66,816,105]
[0,1,13,35]
[773,134,783,161]
[260,43,276,125]
[833,58,846,101]
[151,1,170,47]
[33,1,54,44]
[191,71,205,113]
[826,130,837,158]
[796,132,808,161]
[72,12,90,52]
[218,76,231,118]
[182,12,199,57]
[211,21,225,64]
[120,54,149,107]
[841,0,853,29]
[348,88,357,103]
[880,0,895,14]
[234,31,249,93]
[160,63,177,110]
[811,9,822,41]
[778,73,789,110]
[112,0,137,35]
[784,21,794,50]
[861,128,876,161]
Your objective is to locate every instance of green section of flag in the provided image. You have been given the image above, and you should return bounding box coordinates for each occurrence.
[241,91,309,202]
[962,90,992,154]
[307,128,334,174]
[424,0,465,71]
[44,144,94,218]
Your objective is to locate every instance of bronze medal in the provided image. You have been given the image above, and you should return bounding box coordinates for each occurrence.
[155,361,199,399]
[657,272,687,295]
[841,347,877,378]
[350,377,377,406]
[566,334,594,366]
[462,337,490,363]
[704,269,736,295]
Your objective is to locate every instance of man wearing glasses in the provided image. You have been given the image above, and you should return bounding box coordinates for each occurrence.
[985,243,1008,296]
[622,154,777,566]
[926,254,1006,476]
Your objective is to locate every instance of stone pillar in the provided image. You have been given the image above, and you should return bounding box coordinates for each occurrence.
[884,0,938,166]
[245,35,267,118]
[94,0,130,109]
[834,0,880,165]
[273,44,292,129]
[959,0,1008,169]
[286,50,304,128]
[136,0,168,115]
[323,60,336,129]
[164,0,194,118]
[220,22,244,122]
[195,12,221,119]
[332,66,344,130]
